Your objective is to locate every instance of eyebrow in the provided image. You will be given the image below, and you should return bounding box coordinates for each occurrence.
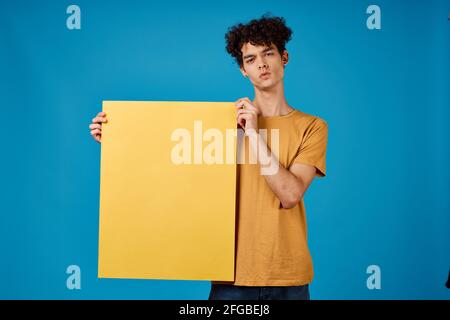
[243,46,275,60]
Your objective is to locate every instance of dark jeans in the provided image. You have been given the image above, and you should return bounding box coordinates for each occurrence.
[208,283,310,300]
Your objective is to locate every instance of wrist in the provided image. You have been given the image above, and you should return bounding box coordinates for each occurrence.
[245,127,259,137]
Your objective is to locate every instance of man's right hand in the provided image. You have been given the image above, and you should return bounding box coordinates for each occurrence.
[89,111,108,143]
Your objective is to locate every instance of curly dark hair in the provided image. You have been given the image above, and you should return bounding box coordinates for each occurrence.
[225,13,293,67]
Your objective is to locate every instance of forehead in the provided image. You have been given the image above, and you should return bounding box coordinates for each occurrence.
[241,42,275,55]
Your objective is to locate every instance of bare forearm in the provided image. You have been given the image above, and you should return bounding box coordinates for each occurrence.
[247,130,304,209]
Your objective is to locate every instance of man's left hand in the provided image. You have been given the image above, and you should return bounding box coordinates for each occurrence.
[235,97,260,135]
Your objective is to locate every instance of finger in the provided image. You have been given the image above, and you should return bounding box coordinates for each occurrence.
[235,97,251,103]
[91,129,101,136]
[236,110,256,120]
[237,109,257,118]
[236,100,258,113]
[235,103,244,110]
[238,97,252,107]
[236,109,246,121]
[235,100,250,109]
[236,98,261,115]
[89,123,102,130]
[97,111,106,117]
[237,113,253,126]
[235,98,251,105]
[237,114,246,128]
[237,108,256,114]
[241,97,251,104]
[92,116,108,123]
[235,97,251,106]
[239,113,252,121]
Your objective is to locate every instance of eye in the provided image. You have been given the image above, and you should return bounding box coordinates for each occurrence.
[246,58,254,63]
[266,52,274,56]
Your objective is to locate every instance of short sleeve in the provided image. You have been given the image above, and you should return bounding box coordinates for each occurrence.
[291,118,328,177]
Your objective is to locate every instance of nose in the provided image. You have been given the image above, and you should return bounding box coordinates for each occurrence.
[257,57,268,70]
[258,62,268,70]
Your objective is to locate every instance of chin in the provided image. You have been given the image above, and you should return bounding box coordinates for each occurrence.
[257,80,275,90]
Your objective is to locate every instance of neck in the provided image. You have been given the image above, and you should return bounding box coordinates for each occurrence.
[252,80,293,117]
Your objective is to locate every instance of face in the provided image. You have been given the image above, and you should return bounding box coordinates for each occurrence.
[240,42,288,90]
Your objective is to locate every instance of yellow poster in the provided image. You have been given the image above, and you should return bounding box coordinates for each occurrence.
[98,101,237,281]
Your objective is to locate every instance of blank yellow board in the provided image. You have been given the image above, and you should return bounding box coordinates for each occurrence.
[98,101,237,281]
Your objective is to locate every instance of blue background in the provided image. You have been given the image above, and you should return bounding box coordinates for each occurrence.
[0,0,449,299]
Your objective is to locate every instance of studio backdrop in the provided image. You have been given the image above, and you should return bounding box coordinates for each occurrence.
[0,0,449,299]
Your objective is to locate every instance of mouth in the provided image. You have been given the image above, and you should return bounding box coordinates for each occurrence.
[259,72,271,79]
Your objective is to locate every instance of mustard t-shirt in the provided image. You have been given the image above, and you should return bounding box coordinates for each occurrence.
[214,108,328,286]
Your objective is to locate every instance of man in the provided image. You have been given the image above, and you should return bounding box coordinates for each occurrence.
[89,14,328,300]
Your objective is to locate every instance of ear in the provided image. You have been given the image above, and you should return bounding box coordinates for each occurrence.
[282,50,289,67]
[240,66,248,77]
